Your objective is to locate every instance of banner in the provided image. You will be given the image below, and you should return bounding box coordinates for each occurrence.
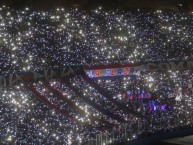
[0,66,83,87]
[1,61,193,86]
[85,61,193,78]
[85,66,143,78]
[145,61,193,71]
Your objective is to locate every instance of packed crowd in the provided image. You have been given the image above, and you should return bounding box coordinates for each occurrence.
[0,6,193,75]
[1,70,193,144]
[0,6,193,144]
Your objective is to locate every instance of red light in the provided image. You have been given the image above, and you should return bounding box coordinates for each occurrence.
[95,70,101,77]
[123,67,129,75]
[110,69,115,76]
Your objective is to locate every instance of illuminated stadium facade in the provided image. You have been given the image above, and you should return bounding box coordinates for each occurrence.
[0,4,193,145]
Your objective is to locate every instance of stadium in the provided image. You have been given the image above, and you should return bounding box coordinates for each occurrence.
[0,1,193,145]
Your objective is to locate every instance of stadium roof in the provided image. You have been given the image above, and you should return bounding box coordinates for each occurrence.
[1,0,193,10]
